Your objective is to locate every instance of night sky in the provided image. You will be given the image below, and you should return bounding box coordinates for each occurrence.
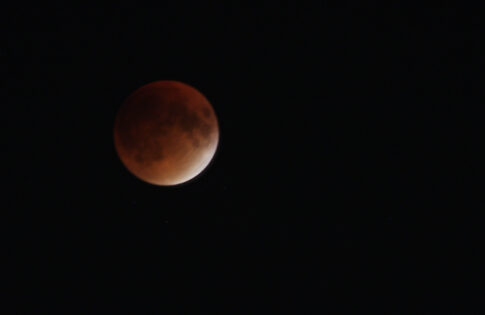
[3,3,481,313]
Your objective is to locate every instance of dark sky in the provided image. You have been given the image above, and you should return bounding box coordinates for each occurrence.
[3,3,482,313]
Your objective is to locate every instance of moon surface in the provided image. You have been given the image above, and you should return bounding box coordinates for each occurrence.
[113,81,219,186]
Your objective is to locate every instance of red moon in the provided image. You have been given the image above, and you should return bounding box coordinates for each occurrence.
[113,81,219,186]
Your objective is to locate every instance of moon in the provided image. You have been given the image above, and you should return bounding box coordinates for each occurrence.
[113,81,219,186]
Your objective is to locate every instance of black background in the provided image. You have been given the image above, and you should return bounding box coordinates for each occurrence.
[2,3,482,313]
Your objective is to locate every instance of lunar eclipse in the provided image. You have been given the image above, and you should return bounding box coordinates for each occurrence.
[113,81,219,186]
